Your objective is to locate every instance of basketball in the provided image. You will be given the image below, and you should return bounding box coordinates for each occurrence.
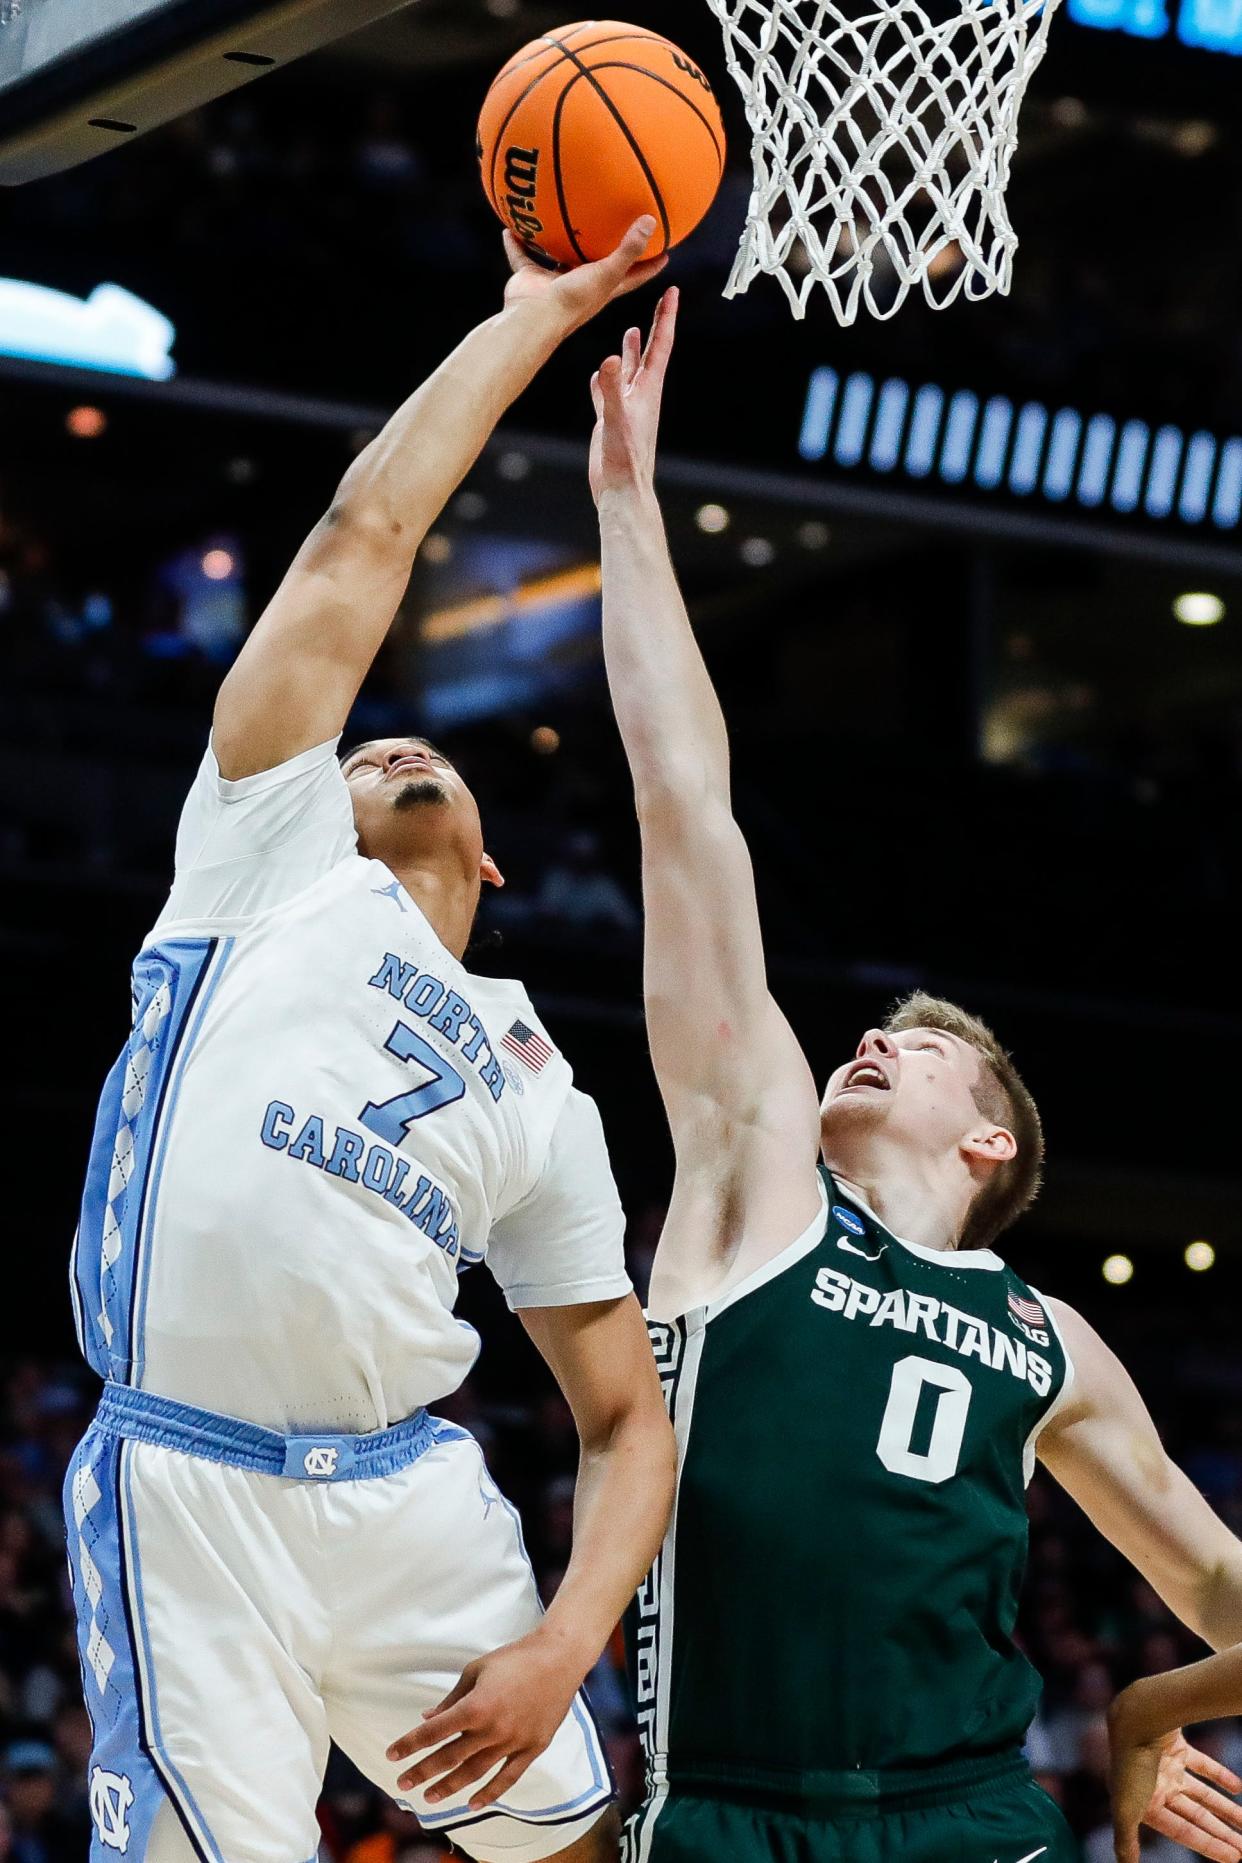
[477,21,726,269]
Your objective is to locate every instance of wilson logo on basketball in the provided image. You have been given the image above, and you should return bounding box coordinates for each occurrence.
[503,144,544,242]
[671,53,712,93]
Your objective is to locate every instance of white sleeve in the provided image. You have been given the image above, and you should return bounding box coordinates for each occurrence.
[152,733,357,930]
[487,1089,632,1311]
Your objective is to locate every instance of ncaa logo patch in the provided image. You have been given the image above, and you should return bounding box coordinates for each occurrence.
[832,1206,866,1237]
[90,1768,134,1853]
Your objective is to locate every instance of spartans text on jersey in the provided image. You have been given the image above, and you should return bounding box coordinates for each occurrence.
[812,1266,1054,1398]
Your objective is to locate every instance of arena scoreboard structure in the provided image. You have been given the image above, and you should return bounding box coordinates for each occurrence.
[0,0,421,185]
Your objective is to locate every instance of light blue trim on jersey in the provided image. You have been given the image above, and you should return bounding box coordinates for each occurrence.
[119,1441,226,1863]
[74,937,230,1387]
[96,1382,466,1483]
[130,937,234,1386]
[62,1427,199,1863]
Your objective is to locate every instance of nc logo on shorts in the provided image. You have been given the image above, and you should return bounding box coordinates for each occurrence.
[90,1768,134,1852]
[832,1206,866,1237]
[303,1445,339,1478]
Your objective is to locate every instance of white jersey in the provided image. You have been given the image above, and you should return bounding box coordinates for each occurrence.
[72,736,630,1434]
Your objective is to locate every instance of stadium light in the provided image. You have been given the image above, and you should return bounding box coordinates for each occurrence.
[1173,591,1225,626]
[1185,1240,1216,1272]
[696,503,731,534]
[66,405,106,438]
[1102,1254,1134,1285]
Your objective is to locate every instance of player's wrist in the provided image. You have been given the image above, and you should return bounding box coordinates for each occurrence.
[597,481,661,522]
[1107,1678,1170,1749]
[527,1608,605,1684]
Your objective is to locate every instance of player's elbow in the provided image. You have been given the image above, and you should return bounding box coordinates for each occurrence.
[1187,1540,1242,1650]
[633,764,730,837]
[316,495,414,568]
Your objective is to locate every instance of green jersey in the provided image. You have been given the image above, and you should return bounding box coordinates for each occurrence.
[630,1168,1072,1799]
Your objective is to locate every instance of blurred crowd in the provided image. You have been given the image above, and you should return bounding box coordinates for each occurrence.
[3,1316,1241,1861]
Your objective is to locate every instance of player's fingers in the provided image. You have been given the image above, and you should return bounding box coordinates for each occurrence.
[505,228,562,275]
[388,1700,473,1761]
[590,370,604,417]
[622,324,643,383]
[468,1749,538,1813]
[396,1731,489,1794]
[1182,1783,1242,1836]
[423,1745,508,1806]
[643,286,680,381]
[1150,1800,1242,1862]
[1189,1750,1242,1796]
[610,253,670,300]
[598,354,627,416]
[423,1665,481,1721]
[606,214,658,273]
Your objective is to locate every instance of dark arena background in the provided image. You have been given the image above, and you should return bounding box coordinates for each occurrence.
[3,1,1242,1857]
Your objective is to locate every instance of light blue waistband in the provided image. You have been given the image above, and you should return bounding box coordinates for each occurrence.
[95,1381,462,1482]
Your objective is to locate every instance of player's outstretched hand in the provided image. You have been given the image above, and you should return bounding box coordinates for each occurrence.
[504,217,668,333]
[588,285,679,506]
[1108,1714,1242,1863]
[387,1628,587,1814]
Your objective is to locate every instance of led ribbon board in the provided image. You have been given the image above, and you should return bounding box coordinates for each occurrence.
[799,368,1242,532]
[0,279,175,378]
[1067,0,1242,53]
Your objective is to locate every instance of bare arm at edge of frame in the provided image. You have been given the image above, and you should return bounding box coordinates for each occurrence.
[1039,1297,1242,1863]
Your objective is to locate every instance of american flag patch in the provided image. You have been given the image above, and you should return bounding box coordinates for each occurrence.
[501,1020,553,1075]
[1008,1292,1046,1329]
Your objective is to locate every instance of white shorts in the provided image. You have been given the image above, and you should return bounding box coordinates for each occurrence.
[65,1406,614,1863]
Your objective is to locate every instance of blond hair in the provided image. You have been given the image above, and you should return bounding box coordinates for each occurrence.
[884,991,1044,1251]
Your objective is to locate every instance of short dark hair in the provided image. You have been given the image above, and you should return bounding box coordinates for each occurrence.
[884,991,1044,1252]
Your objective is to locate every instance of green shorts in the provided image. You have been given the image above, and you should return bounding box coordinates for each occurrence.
[623,1758,1079,1863]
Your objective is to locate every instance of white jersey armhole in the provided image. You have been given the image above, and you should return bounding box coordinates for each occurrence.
[1022,1286,1077,1485]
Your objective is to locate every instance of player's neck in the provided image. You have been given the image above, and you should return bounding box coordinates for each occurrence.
[389,858,480,963]
[828,1149,970,1254]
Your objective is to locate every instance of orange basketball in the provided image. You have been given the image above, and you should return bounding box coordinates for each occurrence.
[478,21,726,269]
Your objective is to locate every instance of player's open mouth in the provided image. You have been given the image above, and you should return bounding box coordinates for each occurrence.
[840,1062,891,1093]
[388,756,434,778]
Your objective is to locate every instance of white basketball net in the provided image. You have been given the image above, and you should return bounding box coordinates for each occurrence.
[705,0,1061,323]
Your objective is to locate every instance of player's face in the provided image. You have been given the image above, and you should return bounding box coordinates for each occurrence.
[820,1026,997,1164]
[340,739,502,890]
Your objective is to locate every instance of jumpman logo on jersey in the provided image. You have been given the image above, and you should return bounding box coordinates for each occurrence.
[994,1848,1047,1863]
[837,1236,888,1263]
[372,879,408,913]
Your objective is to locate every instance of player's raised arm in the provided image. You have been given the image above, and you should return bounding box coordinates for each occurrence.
[213,222,667,780]
[591,291,822,1314]
[1038,1299,1242,1863]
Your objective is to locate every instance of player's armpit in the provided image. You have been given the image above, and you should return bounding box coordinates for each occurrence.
[1039,1298,1242,1650]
